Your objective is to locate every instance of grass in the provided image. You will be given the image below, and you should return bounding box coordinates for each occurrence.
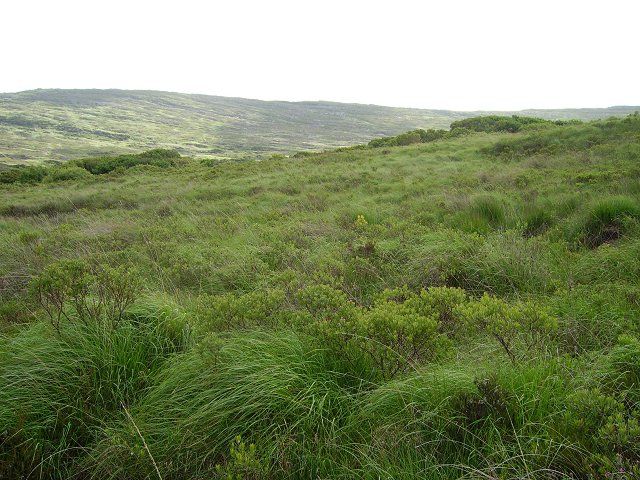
[1,114,640,478]
[575,196,640,248]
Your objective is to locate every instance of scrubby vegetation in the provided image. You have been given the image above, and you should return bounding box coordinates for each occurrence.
[0,149,182,184]
[2,89,637,164]
[2,114,640,478]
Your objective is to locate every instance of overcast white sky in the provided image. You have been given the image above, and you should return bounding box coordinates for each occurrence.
[2,0,639,111]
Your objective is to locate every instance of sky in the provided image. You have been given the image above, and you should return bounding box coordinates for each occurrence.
[2,0,639,111]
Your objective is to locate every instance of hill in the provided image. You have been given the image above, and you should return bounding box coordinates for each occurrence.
[1,88,638,164]
[2,116,640,478]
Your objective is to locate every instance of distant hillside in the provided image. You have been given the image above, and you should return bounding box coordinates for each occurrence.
[0,89,637,163]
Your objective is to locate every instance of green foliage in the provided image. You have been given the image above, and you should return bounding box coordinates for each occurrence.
[467,194,507,230]
[196,288,288,331]
[0,149,181,184]
[30,260,142,330]
[294,283,357,324]
[0,165,47,184]
[74,148,181,174]
[450,114,554,133]
[0,313,188,479]
[457,293,557,362]
[563,385,640,475]
[44,165,92,182]
[485,115,640,158]
[368,127,466,148]
[522,205,553,237]
[314,287,463,379]
[405,286,468,337]
[215,436,266,480]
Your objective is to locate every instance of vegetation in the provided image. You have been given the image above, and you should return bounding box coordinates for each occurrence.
[0,149,182,185]
[1,114,640,478]
[1,89,638,164]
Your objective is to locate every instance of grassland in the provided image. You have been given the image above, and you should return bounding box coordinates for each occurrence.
[1,89,638,164]
[1,115,640,478]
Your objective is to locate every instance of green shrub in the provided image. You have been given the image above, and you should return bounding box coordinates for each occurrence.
[368,127,452,148]
[30,260,142,331]
[450,115,552,133]
[456,293,557,362]
[404,286,468,337]
[294,284,357,324]
[481,117,639,157]
[292,150,314,158]
[394,130,422,146]
[196,288,289,332]
[0,165,48,184]
[562,385,640,475]
[215,436,266,480]
[368,136,398,148]
[314,287,454,379]
[75,149,181,175]
[44,165,91,182]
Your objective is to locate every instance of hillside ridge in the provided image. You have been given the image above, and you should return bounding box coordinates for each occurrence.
[1,88,638,164]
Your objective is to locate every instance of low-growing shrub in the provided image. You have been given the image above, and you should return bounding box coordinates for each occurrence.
[450,115,553,133]
[314,287,461,379]
[74,149,182,175]
[0,165,48,184]
[456,293,557,362]
[196,288,289,332]
[294,283,357,324]
[30,260,142,331]
[44,165,92,182]
[215,436,266,480]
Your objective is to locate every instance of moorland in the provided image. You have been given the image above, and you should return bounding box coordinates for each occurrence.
[1,113,640,478]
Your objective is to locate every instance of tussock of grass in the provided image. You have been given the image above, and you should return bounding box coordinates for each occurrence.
[0,313,188,478]
[574,196,640,248]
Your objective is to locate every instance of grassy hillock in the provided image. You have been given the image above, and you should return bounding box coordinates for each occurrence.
[1,115,640,478]
[1,89,638,164]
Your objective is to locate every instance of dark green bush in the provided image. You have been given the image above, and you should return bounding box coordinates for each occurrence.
[44,165,91,182]
[0,165,48,184]
[74,148,181,175]
[313,287,469,379]
[368,126,467,149]
[450,115,553,133]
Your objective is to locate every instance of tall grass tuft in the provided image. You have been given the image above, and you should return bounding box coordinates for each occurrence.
[84,331,357,479]
[0,310,188,479]
[573,196,640,248]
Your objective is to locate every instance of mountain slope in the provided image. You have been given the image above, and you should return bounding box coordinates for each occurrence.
[1,88,638,163]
